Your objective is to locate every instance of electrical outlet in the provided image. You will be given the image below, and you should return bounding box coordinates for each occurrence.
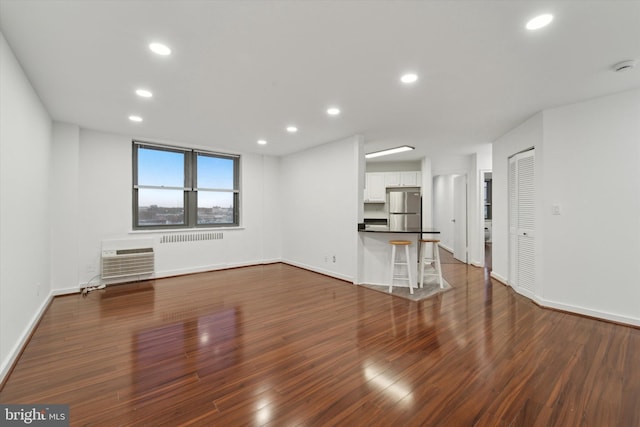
[332,255,336,263]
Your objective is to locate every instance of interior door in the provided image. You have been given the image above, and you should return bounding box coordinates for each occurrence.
[509,149,535,294]
[453,174,467,263]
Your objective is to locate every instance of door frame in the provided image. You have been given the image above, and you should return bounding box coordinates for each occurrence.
[479,169,492,268]
[508,147,536,296]
[453,174,468,263]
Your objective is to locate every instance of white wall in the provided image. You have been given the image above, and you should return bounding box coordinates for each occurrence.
[421,156,433,228]
[541,90,640,322]
[431,155,472,176]
[365,160,422,173]
[51,122,80,292]
[0,33,53,379]
[492,90,640,325]
[68,129,283,287]
[280,135,364,282]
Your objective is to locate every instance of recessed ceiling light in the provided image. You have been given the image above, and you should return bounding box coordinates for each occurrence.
[526,14,553,30]
[135,89,153,98]
[400,73,418,84]
[365,145,415,159]
[286,126,298,133]
[327,107,340,116]
[149,43,171,55]
[257,139,267,145]
[129,115,143,122]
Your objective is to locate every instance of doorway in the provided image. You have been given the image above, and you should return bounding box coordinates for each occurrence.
[481,170,492,271]
[433,174,467,264]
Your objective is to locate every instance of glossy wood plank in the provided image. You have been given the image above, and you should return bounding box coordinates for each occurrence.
[2,256,640,426]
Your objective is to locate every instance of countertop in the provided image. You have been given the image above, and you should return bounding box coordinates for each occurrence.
[358,225,440,234]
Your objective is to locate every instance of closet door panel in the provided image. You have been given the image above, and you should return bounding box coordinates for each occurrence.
[509,149,535,295]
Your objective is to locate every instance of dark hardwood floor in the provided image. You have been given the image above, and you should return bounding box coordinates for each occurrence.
[2,255,639,426]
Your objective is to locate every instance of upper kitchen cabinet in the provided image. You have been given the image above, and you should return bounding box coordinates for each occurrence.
[385,171,421,187]
[364,172,386,203]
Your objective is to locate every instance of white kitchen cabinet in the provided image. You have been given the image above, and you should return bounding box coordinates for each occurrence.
[384,172,401,187]
[384,171,421,187]
[365,173,386,203]
[401,171,421,186]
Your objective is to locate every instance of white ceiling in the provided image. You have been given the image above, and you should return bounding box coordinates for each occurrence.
[1,1,639,161]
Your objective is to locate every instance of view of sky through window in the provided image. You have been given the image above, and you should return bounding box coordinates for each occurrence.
[197,155,234,190]
[138,147,235,208]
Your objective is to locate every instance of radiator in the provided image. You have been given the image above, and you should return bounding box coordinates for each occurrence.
[101,247,154,279]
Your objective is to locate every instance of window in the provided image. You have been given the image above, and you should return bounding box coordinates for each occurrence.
[133,142,239,229]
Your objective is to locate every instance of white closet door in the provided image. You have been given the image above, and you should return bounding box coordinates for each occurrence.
[508,149,535,294]
[508,157,518,286]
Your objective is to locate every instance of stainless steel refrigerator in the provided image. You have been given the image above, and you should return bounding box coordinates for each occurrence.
[388,190,421,231]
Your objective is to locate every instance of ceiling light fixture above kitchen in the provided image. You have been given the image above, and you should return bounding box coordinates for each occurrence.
[149,42,171,55]
[129,115,143,122]
[365,145,415,159]
[526,14,553,30]
[286,126,298,133]
[400,73,418,84]
[257,139,267,145]
[135,89,153,98]
[327,107,341,116]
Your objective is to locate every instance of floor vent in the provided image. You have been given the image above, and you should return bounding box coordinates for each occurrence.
[160,232,224,244]
[101,247,154,279]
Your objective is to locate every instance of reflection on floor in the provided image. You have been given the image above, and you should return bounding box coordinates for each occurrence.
[2,261,639,426]
[485,242,492,271]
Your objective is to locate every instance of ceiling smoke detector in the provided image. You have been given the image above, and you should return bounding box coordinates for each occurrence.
[612,60,636,72]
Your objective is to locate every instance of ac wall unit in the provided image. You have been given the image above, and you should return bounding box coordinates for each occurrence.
[101,247,154,280]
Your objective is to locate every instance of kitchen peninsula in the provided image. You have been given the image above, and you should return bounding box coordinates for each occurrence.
[358,225,440,289]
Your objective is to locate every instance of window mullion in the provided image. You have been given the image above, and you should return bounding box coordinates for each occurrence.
[135,185,190,191]
[184,150,198,227]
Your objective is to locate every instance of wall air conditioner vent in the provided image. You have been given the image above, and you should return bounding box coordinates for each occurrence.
[101,247,154,279]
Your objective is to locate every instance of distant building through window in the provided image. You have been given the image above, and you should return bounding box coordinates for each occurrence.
[133,141,239,229]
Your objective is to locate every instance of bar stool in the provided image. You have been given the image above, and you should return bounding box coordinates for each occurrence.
[419,239,444,289]
[389,240,414,294]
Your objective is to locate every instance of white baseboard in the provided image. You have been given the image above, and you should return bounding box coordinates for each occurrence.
[535,297,640,328]
[0,292,53,385]
[439,244,454,253]
[282,259,354,283]
[490,271,508,285]
[488,271,640,327]
[470,260,483,268]
[52,286,81,296]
